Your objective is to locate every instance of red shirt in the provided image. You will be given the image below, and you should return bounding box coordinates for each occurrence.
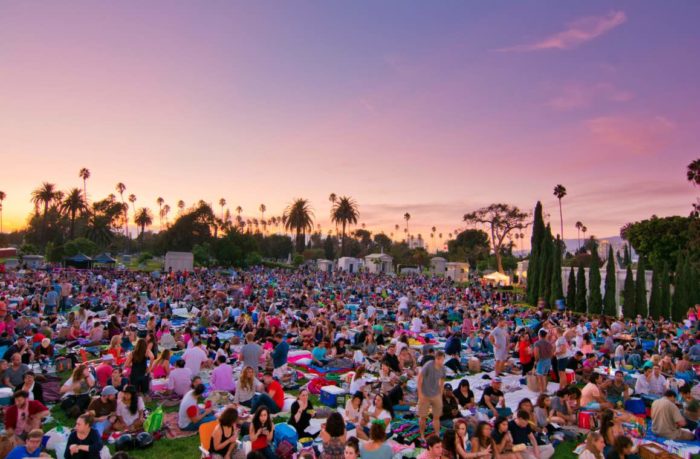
[95,363,114,387]
[267,380,284,409]
[518,340,533,364]
[5,400,48,431]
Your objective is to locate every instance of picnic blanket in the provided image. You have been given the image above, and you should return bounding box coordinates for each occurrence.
[162,411,197,440]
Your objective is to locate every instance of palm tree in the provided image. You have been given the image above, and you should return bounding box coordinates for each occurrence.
[575,221,583,251]
[177,200,185,214]
[331,196,359,256]
[553,184,567,243]
[284,198,314,252]
[60,188,88,239]
[79,168,90,205]
[581,225,588,246]
[329,193,338,235]
[403,213,411,237]
[31,182,62,243]
[116,183,127,236]
[217,198,226,221]
[134,208,153,240]
[162,204,171,227]
[0,191,5,234]
[688,158,700,186]
[128,194,137,238]
[236,206,242,217]
[156,197,164,230]
[259,204,266,233]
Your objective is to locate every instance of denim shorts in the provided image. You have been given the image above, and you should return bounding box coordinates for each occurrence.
[536,359,552,376]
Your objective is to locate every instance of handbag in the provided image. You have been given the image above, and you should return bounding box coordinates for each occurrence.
[144,406,164,433]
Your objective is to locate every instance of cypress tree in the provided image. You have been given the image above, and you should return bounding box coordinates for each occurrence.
[660,262,671,320]
[527,202,545,305]
[623,244,631,268]
[566,267,576,311]
[538,226,553,306]
[648,262,661,320]
[622,264,636,318]
[603,245,617,317]
[550,237,563,308]
[635,257,648,317]
[671,254,687,322]
[576,265,587,313]
[588,241,602,315]
[690,264,700,307]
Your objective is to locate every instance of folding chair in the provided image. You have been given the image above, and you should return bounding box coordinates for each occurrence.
[198,420,218,458]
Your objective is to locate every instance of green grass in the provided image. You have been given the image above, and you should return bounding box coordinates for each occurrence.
[552,440,578,459]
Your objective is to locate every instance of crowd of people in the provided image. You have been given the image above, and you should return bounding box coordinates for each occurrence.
[0,265,698,459]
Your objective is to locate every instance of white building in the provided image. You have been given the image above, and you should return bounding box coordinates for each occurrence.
[445,262,470,282]
[337,257,362,273]
[165,251,194,272]
[364,253,393,274]
[317,259,334,274]
[430,257,447,275]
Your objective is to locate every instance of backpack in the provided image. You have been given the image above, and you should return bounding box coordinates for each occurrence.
[275,439,295,459]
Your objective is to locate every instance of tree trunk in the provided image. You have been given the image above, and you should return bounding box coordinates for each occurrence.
[341,222,347,256]
[558,199,564,247]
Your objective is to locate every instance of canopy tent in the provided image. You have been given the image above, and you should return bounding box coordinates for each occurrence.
[93,253,117,265]
[482,271,511,286]
[64,253,92,269]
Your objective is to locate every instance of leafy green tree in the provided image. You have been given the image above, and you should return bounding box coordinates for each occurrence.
[622,216,692,267]
[588,241,602,315]
[258,234,293,260]
[323,236,336,260]
[527,202,545,304]
[622,264,636,318]
[212,231,258,267]
[373,234,392,253]
[575,265,587,313]
[331,196,359,256]
[192,243,212,267]
[566,267,576,310]
[63,237,98,257]
[446,229,490,266]
[158,203,214,252]
[635,257,648,317]
[603,246,617,317]
[549,237,563,308]
[623,244,631,267]
[284,198,314,253]
[463,203,528,273]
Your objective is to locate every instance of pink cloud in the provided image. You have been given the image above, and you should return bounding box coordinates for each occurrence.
[499,11,627,52]
[547,82,634,110]
[585,115,675,154]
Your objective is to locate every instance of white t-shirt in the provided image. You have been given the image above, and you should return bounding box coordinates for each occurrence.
[116,396,145,428]
[411,318,423,333]
[183,346,208,375]
[178,390,200,429]
[555,336,572,359]
[398,296,409,311]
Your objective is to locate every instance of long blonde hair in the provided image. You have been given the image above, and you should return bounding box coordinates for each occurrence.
[239,366,254,391]
[585,432,604,459]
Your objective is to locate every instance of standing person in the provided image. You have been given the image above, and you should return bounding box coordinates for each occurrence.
[489,317,509,377]
[64,414,103,459]
[249,406,276,459]
[533,329,554,393]
[124,338,153,395]
[182,338,208,376]
[271,332,290,379]
[241,333,263,372]
[554,328,571,390]
[418,350,446,442]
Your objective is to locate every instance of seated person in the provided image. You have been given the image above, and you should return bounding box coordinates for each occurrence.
[550,387,581,426]
[289,389,314,437]
[113,385,145,432]
[343,392,366,426]
[607,371,631,405]
[651,390,695,440]
[233,366,263,407]
[4,390,50,442]
[479,378,506,418]
[64,413,103,459]
[20,371,44,404]
[441,383,461,424]
[87,386,118,437]
[580,374,612,411]
[167,359,193,396]
[251,371,284,414]
[453,379,475,410]
[5,428,50,459]
[179,383,216,431]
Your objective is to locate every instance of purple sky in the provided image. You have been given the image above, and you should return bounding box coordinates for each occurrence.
[1,1,698,249]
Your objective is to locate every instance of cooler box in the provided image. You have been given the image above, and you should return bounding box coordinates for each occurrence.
[0,387,13,406]
[565,369,576,384]
[625,397,646,415]
[320,385,346,408]
[578,411,596,430]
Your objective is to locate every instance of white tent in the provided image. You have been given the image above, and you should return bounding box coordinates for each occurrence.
[482,271,511,286]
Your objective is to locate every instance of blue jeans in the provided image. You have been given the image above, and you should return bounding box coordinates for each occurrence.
[183,413,217,431]
[94,420,111,436]
[251,394,280,414]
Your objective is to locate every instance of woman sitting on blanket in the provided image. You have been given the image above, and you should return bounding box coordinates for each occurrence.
[210,406,244,459]
[398,347,417,378]
[289,389,315,438]
[113,385,145,432]
[312,340,331,365]
[377,362,398,394]
[344,392,367,426]
[357,394,393,441]
[149,349,171,379]
[233,366,263,408]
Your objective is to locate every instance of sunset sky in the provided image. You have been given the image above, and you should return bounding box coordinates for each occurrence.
[1,1,698,249]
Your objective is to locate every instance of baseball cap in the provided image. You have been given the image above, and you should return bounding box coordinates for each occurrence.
[101,386,118,396]
[493,377,503,383]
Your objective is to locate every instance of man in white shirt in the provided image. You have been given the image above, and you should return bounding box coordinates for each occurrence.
[182,340,208,375]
